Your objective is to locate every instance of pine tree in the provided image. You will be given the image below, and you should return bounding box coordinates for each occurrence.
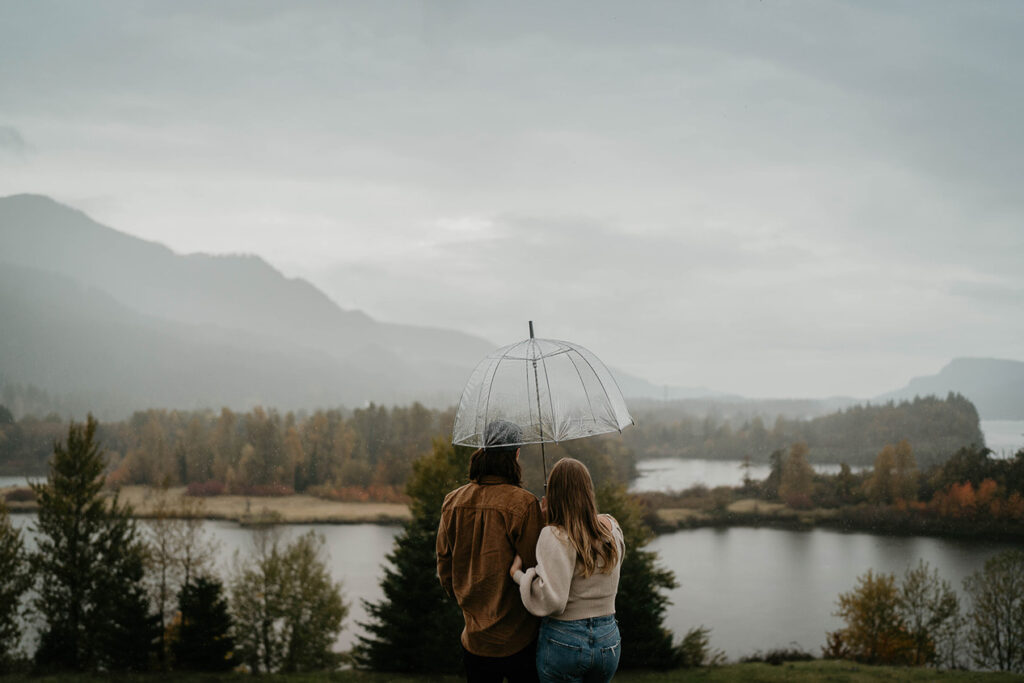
[354,438,468,672]
[173,575,236,672]
[0,501,31,672]
[30,415,159,672]
[596,484,681,668]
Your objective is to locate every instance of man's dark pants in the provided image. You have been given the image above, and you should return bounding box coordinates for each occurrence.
[462,640,539,683]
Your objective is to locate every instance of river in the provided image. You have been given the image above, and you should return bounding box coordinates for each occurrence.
[9,514,1017,661]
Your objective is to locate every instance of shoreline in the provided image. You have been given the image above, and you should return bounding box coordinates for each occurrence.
[6,485,1022,541]
[2,485,411,526]
[652,499,1024,543]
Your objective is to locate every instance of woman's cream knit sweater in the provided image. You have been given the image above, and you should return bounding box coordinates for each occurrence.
[512,516,625,620]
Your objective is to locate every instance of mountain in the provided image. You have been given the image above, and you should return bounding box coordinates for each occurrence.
[877,358,1024,420]
[0,194,496,416]
[610,370,733,401]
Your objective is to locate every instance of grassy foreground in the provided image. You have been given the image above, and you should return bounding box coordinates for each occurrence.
[3,662,1019,682]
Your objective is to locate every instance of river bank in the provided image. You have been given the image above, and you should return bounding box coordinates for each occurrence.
[6,484,1023,542]
[652,498,1024,542]
[1,485,411,525]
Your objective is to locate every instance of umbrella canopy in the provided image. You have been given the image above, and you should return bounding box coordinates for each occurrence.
[452,327,633,449]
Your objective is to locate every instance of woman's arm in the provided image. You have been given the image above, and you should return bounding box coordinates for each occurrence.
[511,527,576,617]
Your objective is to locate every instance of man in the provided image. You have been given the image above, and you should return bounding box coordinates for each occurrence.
[437,420,544,682]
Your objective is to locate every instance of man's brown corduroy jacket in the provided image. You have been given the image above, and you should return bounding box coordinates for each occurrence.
[437,475,544,657]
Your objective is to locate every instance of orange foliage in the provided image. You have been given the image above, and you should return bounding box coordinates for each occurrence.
[976,478,999,508]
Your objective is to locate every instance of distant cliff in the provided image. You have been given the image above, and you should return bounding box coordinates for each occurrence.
[877,358,1024,420]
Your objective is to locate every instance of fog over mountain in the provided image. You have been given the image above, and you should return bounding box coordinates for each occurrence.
[877,358,1024,420]
[0,194,709,417]
[0,194,498,415]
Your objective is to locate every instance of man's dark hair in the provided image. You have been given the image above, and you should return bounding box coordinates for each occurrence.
[469,419,524,486]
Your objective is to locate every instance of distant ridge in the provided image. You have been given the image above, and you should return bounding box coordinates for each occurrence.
[0,194,496,417]
[877,357,1024,420]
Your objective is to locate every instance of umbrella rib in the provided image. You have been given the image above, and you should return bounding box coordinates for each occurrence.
[570,349,625,431]
[525,347,537,440]
[480,355,503,446]
[539,350,558,442]
[566,351,599,426]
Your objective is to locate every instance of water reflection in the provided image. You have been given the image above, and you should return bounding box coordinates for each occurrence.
[629,459,858,492]
[651,527,1015,659]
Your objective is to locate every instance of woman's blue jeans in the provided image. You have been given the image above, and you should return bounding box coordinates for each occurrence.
[536,614,621,683]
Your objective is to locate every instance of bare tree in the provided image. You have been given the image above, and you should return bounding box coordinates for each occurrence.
[965,550,1024,673]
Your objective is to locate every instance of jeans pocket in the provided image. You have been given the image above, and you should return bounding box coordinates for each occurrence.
[538,633,585,681]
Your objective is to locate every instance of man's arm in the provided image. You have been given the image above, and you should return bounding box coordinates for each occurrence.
[436,508,454,597]
[512,497,543,569]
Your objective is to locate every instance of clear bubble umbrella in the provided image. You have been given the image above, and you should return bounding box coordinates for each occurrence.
[452,322,634,480]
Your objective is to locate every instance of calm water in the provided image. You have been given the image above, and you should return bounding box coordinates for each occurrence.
[0,476,40,489]
[629,459,861,492]
[982,419,1024,457]
[649,527,1014,659]
[629,419,1024,493]
[10,515,1016,660]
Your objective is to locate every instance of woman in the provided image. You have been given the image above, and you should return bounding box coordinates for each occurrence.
[509,458,625,683]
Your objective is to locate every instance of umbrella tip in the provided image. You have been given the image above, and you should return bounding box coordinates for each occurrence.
[529,320,534,338]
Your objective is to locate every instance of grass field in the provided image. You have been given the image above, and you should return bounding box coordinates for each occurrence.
[3,662,1018,682]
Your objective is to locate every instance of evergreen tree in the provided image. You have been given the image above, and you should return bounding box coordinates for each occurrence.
[173,575,236,672]
[597,484,681,669]
[355,438,468,672]
[30,415,159,672]
[0,501,31,671]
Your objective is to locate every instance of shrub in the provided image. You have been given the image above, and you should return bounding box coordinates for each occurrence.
[229,483,294,497]
[185,480,225,497]
[741,647,814,665]
[3,488,34,503]
[678,626,725,668]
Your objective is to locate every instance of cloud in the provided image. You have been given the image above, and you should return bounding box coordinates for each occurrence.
[0,126,30,159]
[2,1,1022,396]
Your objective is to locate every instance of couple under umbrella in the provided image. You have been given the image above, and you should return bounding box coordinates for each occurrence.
[439,323,633,683]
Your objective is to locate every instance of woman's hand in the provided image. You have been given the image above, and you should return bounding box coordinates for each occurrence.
[509,554,523,579]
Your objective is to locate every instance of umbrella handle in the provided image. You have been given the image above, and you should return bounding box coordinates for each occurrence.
[541,440,547,489]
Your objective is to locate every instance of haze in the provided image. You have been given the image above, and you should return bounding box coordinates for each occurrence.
[1,1,1022,398]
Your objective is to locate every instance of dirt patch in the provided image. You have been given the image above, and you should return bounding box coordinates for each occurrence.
[727,498,787,515]
[110,486,410,524]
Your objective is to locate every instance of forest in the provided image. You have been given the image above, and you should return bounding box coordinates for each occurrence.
[622,393,983,466]
[0,393,987,494]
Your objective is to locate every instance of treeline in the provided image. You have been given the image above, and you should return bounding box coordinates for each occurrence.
[0,416,348,674]
[757,440,1024,517]
[0,403,454,489]
[0,403,635,496]
[623,393,984,467]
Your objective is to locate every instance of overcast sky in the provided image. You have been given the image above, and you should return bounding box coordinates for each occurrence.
[2,1,1022,398]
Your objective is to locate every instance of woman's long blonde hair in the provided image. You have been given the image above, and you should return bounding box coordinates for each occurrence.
[545,458,619,577]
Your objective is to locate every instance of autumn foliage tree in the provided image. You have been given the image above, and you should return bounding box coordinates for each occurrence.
[828,563,961,667]
[778,442,815,509]
[829,569,914,665]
